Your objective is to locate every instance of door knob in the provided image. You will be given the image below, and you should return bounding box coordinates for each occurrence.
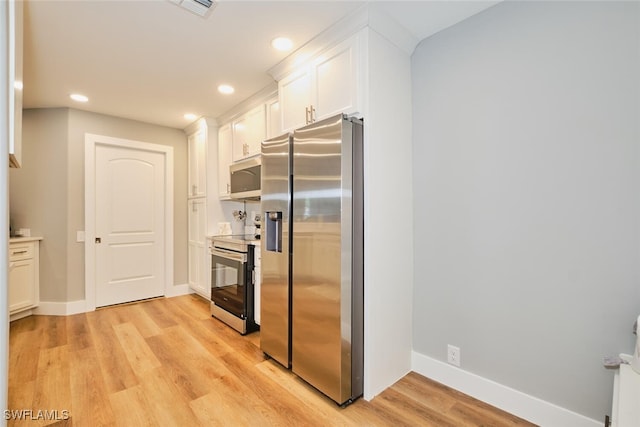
[95,237,102,244]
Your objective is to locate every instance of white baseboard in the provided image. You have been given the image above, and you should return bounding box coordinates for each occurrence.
[165,283,192,298]
[411,351,601,427]
[33,284,193,316]
[34,300,86,316]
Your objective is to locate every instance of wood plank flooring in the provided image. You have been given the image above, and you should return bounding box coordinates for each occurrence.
[8,295,536,426]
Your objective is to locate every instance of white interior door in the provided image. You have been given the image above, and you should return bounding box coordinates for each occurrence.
[93,143,167,307]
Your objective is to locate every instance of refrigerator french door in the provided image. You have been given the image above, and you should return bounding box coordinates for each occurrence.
[261,114,364,406]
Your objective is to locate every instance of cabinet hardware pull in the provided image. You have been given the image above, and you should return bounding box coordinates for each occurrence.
[192,184,197,195]
[310,105,316,123]
[12,250,27,255]
[227,183,230,193]
[305,106,310,124]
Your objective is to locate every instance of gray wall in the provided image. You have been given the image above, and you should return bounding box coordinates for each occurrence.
[411,1,639,421]
[10,108,188,302]
[10,108,69,302]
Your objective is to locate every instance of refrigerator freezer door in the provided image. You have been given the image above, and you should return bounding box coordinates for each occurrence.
[291,114,363,405]
[260,133,292,368]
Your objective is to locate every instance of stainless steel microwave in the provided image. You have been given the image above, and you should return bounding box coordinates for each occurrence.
[230,157,261,200]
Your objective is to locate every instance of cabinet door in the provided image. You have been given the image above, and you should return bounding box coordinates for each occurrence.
[279,66,313,132]
[232,105,265,161]
[188,128,207,198]
[266,97,281,139]
[218,124,233,199]
[188,199,208,298]
[9,259,35,314]
[245,104,266,158]
[312,34,360,121]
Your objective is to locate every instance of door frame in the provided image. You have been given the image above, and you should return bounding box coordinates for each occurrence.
[84,133,174,311]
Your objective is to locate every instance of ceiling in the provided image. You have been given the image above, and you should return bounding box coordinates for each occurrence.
[22,0,499,130]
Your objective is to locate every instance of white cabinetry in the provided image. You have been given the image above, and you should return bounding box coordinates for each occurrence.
[9,238,41,320]
[610,353,640,427]
[187,119,212,298]
[218,124,233,199]
[188,127,207,198]
[265,96,281,139]
[188,198,208,299]
[232,104,265,161]
[278,32,362,132]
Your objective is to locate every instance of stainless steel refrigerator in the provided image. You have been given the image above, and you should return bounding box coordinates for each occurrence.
[260,113,364,406]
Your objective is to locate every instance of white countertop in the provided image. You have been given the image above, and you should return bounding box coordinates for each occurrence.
[9,236,43,243]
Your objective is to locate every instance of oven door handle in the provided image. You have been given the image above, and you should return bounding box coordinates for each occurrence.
[210,247,247,263]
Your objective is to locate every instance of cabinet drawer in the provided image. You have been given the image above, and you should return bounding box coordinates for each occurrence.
[9,243,33,261]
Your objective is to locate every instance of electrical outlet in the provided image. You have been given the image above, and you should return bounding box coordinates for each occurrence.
[447,344,461,367]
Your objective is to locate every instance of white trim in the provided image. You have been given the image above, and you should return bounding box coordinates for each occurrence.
[215,82,277,125]
[412,351,601,427]
[268,6,368,81]
[33,300,86,316]
[165,283,192,298]
[84,134,174,312]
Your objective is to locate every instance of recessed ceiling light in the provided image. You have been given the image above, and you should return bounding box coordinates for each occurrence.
[70,93,89,103]
[271,37,293,52]
[218,84,234,95]
[14,81,23,91]
[184,113,197,121]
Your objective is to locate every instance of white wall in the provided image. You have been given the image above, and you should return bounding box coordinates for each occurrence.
[412,1,639,422]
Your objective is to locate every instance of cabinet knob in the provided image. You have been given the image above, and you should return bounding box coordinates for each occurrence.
[95,237,102,244]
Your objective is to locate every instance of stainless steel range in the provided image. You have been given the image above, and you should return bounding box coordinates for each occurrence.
[209,234,259,335]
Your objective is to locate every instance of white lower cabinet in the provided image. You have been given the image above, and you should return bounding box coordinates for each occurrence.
[9,238,41,320]
[188,199,209,299]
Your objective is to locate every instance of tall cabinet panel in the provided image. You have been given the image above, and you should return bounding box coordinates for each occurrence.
[187,119,210,299]
[188,198,208,298]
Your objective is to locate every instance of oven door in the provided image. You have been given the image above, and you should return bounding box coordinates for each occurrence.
[210,247,247,318]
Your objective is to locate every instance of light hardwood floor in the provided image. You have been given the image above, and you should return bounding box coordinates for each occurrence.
[8,295,536,426]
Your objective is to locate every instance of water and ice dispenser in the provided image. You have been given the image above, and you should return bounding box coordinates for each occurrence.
[265,211,283,253]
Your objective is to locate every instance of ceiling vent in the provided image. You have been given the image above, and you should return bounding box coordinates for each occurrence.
[169,0,216,18]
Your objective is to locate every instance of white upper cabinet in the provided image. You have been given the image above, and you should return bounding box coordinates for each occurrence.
[232,104,265,162]
[187,126,207,198]
[265,96,281,139]
[278,32,362,133]
[279,67,313,132]
[218,124,233,199]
